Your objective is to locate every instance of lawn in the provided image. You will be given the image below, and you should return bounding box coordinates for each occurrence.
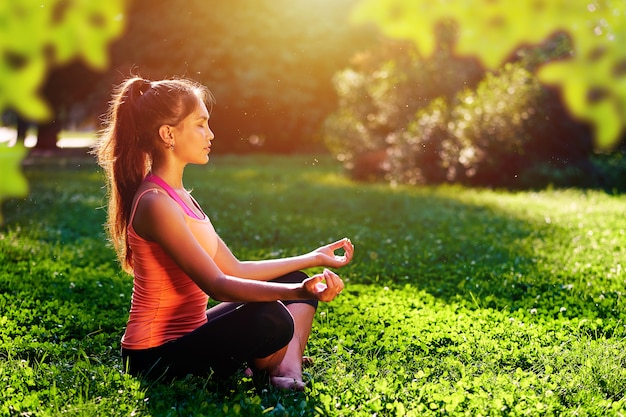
[1,153,625,416]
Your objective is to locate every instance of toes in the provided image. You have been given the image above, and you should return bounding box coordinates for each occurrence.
[270,376,306,391]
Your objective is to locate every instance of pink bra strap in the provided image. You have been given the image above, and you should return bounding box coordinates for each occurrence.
[144,174,203,219]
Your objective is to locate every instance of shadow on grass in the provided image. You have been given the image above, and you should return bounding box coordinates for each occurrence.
[184,158,624,325]
[4,154,621,312]
[135,370,325,416]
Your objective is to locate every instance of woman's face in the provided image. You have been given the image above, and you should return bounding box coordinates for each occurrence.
[171,95,214,165]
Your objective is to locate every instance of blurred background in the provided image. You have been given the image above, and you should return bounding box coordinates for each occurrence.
[1,0,373,153]
[1,0,625,191]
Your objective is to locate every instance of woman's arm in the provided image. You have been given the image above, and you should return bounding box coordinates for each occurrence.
[213,236,354,281]
[133,191,345,302]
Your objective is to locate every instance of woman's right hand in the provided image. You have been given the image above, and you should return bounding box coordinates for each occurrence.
[303,269,345,302]
[311,238,354,269]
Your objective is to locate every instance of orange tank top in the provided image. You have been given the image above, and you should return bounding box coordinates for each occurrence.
[121,188,218,350]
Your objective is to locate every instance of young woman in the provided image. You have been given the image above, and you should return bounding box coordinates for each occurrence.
[94,77,354,391]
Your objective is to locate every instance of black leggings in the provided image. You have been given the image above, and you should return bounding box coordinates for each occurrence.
[121,271,317,380]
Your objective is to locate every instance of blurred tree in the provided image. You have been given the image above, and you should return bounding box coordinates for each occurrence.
[33,62,104,150]
[0,0,125,223]
[106,0,375,153]
[1,0,125,129]
[352,0,626,151]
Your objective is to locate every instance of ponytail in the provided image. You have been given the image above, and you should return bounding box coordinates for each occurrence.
[93,76,213,273]
[94,77,150,272]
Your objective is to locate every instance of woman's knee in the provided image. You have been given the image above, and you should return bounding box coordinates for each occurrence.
[273,271,319,310]
[253,302,294,354]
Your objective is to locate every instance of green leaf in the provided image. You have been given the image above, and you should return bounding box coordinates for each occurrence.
[351,0,438,57]
[48,0,125,68]
[0,142,29,225]
[537,61,587,115]
[0,0,126,120]
[586,98,623,151]
[0,55,50,120]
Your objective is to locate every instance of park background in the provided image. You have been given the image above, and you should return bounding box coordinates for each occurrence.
[1,0,626,416]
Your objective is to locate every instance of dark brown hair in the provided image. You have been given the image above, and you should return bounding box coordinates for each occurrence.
[93,77,214,272]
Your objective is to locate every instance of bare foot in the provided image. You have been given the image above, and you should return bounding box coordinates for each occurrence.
[245,356,311,378]
[270,376,306,391]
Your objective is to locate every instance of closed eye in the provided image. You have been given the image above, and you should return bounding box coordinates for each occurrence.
[196,117,209,128]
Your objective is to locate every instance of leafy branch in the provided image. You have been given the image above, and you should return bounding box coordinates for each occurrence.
[352,0,626,150]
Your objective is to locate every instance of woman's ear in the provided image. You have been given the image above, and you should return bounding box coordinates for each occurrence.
[158,125,174,148]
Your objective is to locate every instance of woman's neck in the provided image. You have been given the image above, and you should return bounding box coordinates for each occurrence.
[150,167,185,191]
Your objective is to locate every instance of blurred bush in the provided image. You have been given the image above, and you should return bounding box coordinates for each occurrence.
[323,39,482,181]
[323,39,626,190]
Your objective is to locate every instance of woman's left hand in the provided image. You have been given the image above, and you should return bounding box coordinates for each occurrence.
[303,268,345,302]
[312,237,354,268]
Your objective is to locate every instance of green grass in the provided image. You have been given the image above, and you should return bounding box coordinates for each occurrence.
[1,154,626,416]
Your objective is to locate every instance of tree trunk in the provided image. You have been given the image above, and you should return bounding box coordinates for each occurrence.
[35,121,60,150]
[16,117,29,143]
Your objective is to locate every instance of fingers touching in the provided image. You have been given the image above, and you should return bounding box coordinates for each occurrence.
[305,269,345,302]
[321,237,354,268]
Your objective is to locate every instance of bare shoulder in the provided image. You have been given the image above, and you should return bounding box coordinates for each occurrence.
[132,184,185,241]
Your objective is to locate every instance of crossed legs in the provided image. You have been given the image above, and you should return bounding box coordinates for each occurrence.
[122,271,317,391]
[254,302,316,391]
